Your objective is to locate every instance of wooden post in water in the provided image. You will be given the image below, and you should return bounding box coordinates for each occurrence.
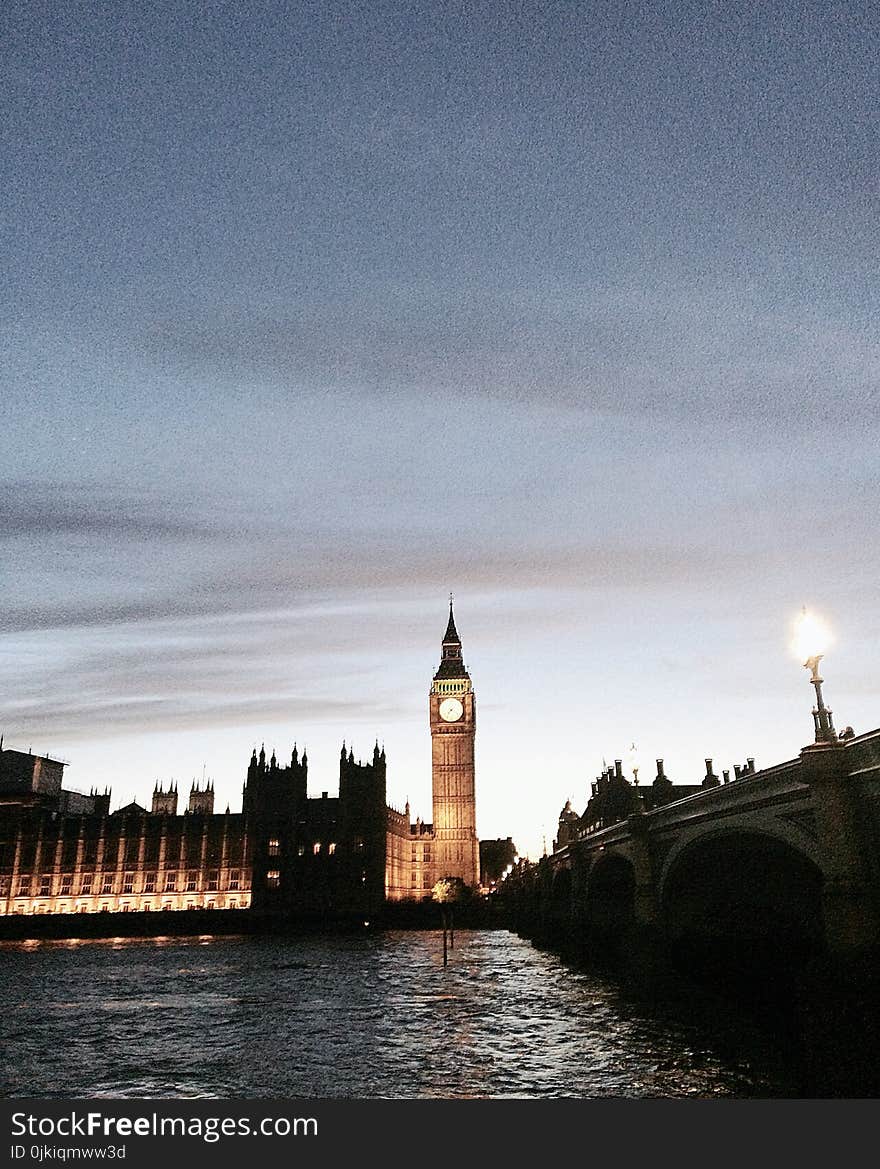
[433,877,463,966]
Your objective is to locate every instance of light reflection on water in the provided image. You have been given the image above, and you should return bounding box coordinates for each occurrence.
[0,930,796,1098]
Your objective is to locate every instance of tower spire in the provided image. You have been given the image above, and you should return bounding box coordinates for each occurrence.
[443,594,460,645]
[435,595,468,680]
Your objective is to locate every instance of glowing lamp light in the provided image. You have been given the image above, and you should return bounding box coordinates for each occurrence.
[793,608,832,664]
[792,607,838,744]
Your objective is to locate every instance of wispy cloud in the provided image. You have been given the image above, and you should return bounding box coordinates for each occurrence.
[0,481,224,541]
[126,279,879,426]
[1,474,748,637]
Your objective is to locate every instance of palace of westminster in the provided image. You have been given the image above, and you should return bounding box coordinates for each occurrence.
[0,605,486,917]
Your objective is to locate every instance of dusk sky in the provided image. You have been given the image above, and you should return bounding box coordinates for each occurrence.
[2,1,878,860]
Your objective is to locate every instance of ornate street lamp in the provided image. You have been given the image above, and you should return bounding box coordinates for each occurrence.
[793,608,837,744]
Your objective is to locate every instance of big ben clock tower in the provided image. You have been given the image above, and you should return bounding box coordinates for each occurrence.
[429,599,480,888]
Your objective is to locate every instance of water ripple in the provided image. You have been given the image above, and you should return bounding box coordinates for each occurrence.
[0,930,795,1098]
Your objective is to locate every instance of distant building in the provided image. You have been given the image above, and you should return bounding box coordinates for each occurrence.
[0,605,482,917]
[0,742,66,802]
[480,838,518,888]
[554,755,752,846]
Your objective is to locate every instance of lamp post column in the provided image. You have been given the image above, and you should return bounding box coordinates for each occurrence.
[804,654,837,744]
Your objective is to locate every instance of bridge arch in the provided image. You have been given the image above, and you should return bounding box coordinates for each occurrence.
[658,816,824,896]
[584,851,636,938]
[540,864,573,941]
[660,827,826,994]
[549,866,572,910]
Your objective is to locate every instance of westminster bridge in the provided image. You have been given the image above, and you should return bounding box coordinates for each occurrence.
[502,727,880,1087]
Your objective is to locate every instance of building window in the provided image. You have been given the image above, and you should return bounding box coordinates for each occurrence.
[328,842,336,856]
[39,875,52,896]
[266,870,280,889]
[121,903,130,912]
[164,872,177,892]
[423,874,432,888]
[268,837,280,856]
[122,874,134,894]
[162,902,172,911]
[312,842,321,856]
[101,877,113,894]
[229,899,238,909]
[17,876,30,896]
[208,870,219,891]
[0,876,9,896]
[423,848,431,862]
[186,872,198,891]
[60,874,73,894]
[143,902,152,911]
[229,870,240,890]
[411,872,417,885]
[144,873,156,893]
[79,877,93,895]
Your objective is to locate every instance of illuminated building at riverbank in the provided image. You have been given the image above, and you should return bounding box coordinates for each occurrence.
[0,605,480,916]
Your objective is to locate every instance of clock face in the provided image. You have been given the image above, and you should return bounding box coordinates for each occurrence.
[438,697,464,723]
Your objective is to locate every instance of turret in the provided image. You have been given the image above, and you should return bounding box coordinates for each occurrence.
[338,742,388,908]
[89,786,112,817]
[188,781,215,815]
[339,743,388,809]
[242,741,307,817]
[555,799,581,849]
[151,781,178,815]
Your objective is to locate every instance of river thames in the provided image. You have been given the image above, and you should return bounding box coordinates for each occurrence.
[0,929,799,1098]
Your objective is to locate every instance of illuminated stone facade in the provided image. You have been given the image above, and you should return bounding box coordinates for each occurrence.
[385,600,480,898]
[0,750,252,916]
[0,607,481,917]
